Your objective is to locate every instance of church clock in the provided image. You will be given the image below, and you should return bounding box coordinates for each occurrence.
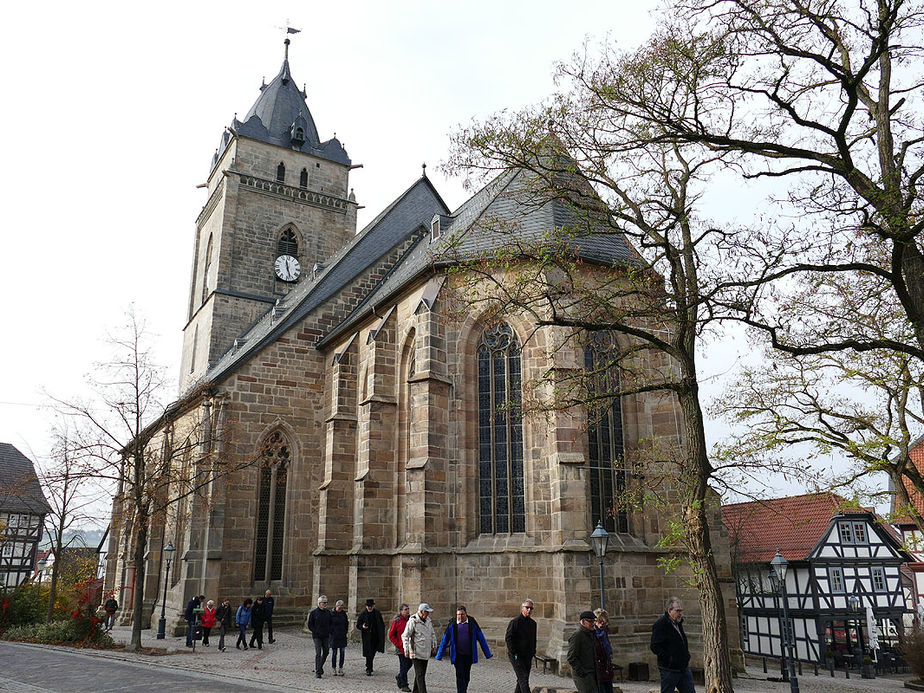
[274,254,301,282]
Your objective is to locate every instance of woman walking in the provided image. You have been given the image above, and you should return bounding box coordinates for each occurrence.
[215,598,233,652]
[235,598,252,650]
[330,600,349,676]
[593,609,615,693]
[388,604,412,692]
[200,599,217,647]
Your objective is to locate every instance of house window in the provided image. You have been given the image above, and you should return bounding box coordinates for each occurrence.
[830,566,845,592]
[254,431,289,582]
[276,162,285,182]
[585,333,627,533]
[477,324,525,534]
[853,522,867,543]
[872,566,886,592]
[277,229,298,257]
[299,168,308,188]
[740,615,749,646]
[839,522,854,544]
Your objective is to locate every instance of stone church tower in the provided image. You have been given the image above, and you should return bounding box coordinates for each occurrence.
[180,38,357,388]
[105,41,740,674]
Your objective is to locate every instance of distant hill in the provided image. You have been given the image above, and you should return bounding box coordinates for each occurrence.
[40,527,107,551]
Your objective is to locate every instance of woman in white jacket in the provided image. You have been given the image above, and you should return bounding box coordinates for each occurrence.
[402,603,438,693]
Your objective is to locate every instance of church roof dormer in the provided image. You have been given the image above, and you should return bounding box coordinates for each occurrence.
[226,39,351,167]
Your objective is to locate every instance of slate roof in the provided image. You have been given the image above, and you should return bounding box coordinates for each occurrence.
[0,443,51,515]
[318,168,640,346]
[212,47,350,169]
[722,492,904,564]
[200,174,450,386]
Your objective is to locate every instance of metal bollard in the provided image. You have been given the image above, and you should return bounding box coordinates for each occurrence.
[762,657,767,674]
[798,659,803,676]
[813,662,818,676]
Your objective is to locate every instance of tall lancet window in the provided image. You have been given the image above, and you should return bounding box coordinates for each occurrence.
[201,234,213,305]
[254,431,289,582]
[477,324,525,534]
[585,334,628,533]
[276,162,286,182]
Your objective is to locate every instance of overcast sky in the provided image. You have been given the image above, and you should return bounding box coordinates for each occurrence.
[0,1,790,505]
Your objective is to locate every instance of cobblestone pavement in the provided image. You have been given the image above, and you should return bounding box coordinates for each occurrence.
[5,625,918,693]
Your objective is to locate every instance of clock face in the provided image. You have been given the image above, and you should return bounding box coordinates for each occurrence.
[274,254,301,282]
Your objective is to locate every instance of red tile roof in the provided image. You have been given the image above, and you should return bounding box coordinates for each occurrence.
[722,492,862,563]
[894,436,924,523]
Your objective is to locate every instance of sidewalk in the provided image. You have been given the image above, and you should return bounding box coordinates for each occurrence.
[96,625,915,692]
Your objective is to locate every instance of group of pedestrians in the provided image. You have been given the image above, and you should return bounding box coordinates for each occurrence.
[566,596,695,693]
[306,595,381,678]
[183,590,276,653]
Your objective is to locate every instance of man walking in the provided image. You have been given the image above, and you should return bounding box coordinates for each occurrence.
[357,598,386,676]
[388,603,413,692]
[307,595,333,678]
[436,605,492,693]
[102,595,118,631]
[184,594,205,647]
[264,590,276,643]
[567,611,599,693]
[402,603,439,693]
[650,597,695,693]
[215,598,232,652]
[505,599,537,693]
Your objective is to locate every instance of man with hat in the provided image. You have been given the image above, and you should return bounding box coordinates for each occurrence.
[402,603,439,693]
[567,611,599,693]
[356,597,386,676]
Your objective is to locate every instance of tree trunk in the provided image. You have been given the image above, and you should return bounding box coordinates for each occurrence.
[129,494,149,651]
[678,385,734,693]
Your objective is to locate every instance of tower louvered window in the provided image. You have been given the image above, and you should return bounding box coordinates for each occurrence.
[276,162,286,182]
[585,334,628,533]
[254,431,288,582]
[477,324,525,534]
[277,229,298,257]
[299,168,308,188]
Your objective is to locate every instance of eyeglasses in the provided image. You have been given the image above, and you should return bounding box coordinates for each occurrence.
[523,606,534,610]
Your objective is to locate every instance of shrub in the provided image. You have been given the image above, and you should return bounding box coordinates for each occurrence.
[2,619,114,647]
[905,627,924,680]
[0,584,47,629]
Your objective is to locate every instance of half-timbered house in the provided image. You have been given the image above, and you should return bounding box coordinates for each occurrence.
[724,493,912,664]
[0,443,50,589]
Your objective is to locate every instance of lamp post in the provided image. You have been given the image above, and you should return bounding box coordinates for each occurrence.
[769,549,799,693]
[848,595,865,664]
[36,557,47,587]
[156,543,175,640]
[590,521,610,611]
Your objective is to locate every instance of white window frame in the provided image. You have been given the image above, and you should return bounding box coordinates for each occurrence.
[872,566,886,592]
[839,522,854,544]
[830,566,845,592]
[853,522,868,544]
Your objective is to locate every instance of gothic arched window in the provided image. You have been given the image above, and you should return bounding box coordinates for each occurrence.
[277,229,298,257]
[299,168,308,188]
[585,334,628,533]
[254,431,289,582]
[276,162,286,182]
[201,234,213,305]
[477,324,525,534]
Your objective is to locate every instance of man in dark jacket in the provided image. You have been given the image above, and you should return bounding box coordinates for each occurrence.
[505,599,537,693]
[249,596,266,649]
[356,598,386,676]
[650,597,695,693]
[184,594,205,647]
[436,605,493,693]
[103,596,118,631]
[567,611,598,693]
[307,595,332,678]
[263,590,276,643]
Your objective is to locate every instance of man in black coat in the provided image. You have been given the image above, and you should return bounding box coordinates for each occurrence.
[356,598,386,676]
[249,596,266,649]
[307,595,332,678]
[567,611,598,693]
[184,594,204,647]
[505,599,537,693]
[650,597,695,693]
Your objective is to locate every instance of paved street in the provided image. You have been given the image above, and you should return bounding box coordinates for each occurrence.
[0,627,918,692]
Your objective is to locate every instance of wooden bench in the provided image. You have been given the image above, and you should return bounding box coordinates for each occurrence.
[533,653,557,674]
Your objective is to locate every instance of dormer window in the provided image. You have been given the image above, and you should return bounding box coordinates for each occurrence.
[276,162,286,182]
[431,215,441,241]
[300,168,308,188]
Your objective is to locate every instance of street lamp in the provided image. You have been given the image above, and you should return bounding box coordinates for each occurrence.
[590,521,610,611]
[36,556,47,587]
[156,543,176,640]
[848,595,865,665]
[769,549,799,693]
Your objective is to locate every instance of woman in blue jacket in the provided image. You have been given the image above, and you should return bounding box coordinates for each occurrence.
[436,606,492,693]
[235,598,253,650]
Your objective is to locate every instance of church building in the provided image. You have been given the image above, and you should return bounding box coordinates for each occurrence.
[105,40,737,671]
